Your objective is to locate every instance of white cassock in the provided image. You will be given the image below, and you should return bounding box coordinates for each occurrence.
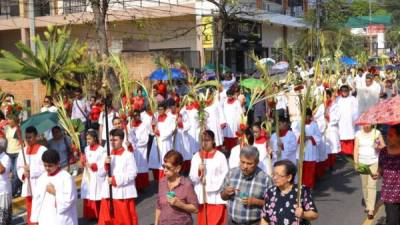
[337,96,359,140]
[99,111,119,141]
[148,113,176,169]
[99,148,138,199]
[295,122,322,162]
[228,145,241,169]
[171,111,192,160]
[128,120,151,174]
[326,101,341,154]
[314,104,328,163]
[190,150,228,204]
[253,138,272,176]
[81,145,107,201]
[205,100,226,147]
[357,81,381,114]
[270,130,298,165]
[140,111,154,135]
[222,99,243,138]
[30,170,78,225]
[183,105,201,153]
[16,145,48,197]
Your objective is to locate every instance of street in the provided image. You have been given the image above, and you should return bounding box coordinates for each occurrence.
[12,155,384,225]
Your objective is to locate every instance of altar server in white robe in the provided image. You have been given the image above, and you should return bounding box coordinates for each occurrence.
[183,100,201,153]
[337,85,359,155]
[98,129,138,225]
[229,129,254,169]
[148,101,176,181]
[16,126,47,225]
[190,130,228,225]
[168,102,192,174]
[324,89,341,169]
[292,109,322,189]
[222,88,243,151]
[80,130,106,219]
[129,110,151,190]
[205,95,226,147]
[251,123,272,176]
[269,117,298,165]
[30,149,78,225]
[0,138,12,225]
[314,102,329,179]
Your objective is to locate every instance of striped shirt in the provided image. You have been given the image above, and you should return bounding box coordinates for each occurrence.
[222,167,273,223]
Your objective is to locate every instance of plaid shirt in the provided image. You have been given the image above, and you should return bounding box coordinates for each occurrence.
[222,167,273,224]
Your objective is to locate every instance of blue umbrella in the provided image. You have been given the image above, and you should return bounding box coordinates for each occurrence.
[149,68,185,80]
[340,56,358,65]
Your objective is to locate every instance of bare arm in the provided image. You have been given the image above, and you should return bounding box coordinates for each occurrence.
[302,210,319,221]
[354,137,360,164]
[154,209,160,225]
[260,218,269,225]
[168,197,198,214]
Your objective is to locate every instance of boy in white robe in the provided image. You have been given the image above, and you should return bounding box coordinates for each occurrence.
[16,126,48,225]
[269,117,298,165]
[98,128,139,225]
[30,149,78,225]
[222,89,243,151]
[205,95,226,147]
[129,110,151,190]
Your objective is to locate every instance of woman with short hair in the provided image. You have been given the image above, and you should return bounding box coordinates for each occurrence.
[261,160,319,225]
[154,150,198,225]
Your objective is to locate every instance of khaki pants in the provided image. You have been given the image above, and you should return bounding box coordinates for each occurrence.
[360,162,378,211]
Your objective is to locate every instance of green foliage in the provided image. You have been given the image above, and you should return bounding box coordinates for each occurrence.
[0,26,88,95]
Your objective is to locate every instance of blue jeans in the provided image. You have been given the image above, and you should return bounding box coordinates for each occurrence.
[8,153,21,195]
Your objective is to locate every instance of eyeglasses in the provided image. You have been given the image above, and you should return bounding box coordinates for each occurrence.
[272,173,288,178]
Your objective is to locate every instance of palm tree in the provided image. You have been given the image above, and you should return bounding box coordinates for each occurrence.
[0,25,88,95]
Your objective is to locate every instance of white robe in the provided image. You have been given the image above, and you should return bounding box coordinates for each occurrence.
[326,101,341,154]
[0,153,11,197]
[189,151,228,204]
[228,145,241,169]
[357,81,381,114]
[292,122,322,162]
[314,104,328,162]
[183,106,201,153]
[270,131,298,165]
[30,170,78,225]
[80,145,107,201]
[140,111,154,135]
[16,145,47,197]
[171,111,192,161]
[205,101,226,147]
[99,148,138,199]
[222,99,243,138]
[148,113,176,169]
[128,121,151,173]
[337,96,359,140]
[253,141,272,176]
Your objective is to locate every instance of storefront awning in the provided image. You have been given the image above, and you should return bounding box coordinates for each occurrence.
[238,13,309,28]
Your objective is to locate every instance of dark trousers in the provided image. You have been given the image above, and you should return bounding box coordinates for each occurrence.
[385,203,400,225]
[229,219,260,225]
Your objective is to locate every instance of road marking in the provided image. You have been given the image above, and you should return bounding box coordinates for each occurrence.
[362,201,384,225]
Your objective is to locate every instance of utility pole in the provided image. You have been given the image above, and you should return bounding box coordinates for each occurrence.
[369,0,372,56]
[316,0,321,58]
[29,0,36,54]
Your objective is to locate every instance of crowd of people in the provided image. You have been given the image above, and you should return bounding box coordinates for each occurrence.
[0,62,398,225]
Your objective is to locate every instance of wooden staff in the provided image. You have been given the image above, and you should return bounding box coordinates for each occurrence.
[198,108,208,225]
[103,95,114,217]
[16,126,33,196]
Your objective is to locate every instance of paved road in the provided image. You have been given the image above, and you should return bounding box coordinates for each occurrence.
[13,155,382,225]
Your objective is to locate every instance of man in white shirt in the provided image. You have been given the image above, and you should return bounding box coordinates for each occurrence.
[357,74,382,115]
[71,89,91,149]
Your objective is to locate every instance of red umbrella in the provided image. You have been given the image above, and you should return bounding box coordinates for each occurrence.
[356,96,400,125]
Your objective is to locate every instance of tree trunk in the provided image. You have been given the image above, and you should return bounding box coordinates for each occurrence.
[90,0,120,100]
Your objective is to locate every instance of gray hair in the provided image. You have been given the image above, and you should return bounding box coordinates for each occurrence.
[0,138,7,152]
[239,146,259,162]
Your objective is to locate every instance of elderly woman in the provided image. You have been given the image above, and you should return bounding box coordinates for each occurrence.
[354,125,385,219]
[261,160,319,225]
[0,137,11,225]
[155,150,198,225]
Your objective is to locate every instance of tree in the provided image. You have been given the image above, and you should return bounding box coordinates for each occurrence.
[380,0,400,50]
[0,26,88,95]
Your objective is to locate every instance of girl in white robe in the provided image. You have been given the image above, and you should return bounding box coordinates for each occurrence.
[183,101,201,153]
[205,97,226,147]
[314,103,328,179]
[80,130,106,219]
[252,123,272,176]
[172,110,192,174]
[269,121,298,166]
[325,91,341,169]
[222,90,243,151]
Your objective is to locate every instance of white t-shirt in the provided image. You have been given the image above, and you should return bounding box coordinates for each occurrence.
[355,129,381,165]
[99,111,118,140]
[0,152,11,195]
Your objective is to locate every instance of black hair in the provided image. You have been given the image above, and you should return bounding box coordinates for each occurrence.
[203,129,216,147]
[25,126,38,136]
[252,122,262,130]
[42,149,60,164]
[339,85,350,91]
[51,126,62,132]
[166,98,176,108]
[110,128,125,140]
[112,117,121,123]
[325,89,333,98]
[306,108,313,117]
[86,129,99,144]
[226,88,235,97]
[274,160,297,184]
[0,111,5,121]
[245,128,254,145]
[158,101,167,109]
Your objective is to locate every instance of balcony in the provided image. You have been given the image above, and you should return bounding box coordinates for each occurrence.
[0,0,19,18]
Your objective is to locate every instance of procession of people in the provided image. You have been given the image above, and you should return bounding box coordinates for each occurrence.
[0,60,399,225]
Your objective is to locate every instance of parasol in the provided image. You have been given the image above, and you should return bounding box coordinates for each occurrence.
[356,96,400,125]
[240,78,265,90]
[203,64,231,74]
[149,68,185,80]
[340,56,358,66]
[259,58,276,66]
[17,111,59,138]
